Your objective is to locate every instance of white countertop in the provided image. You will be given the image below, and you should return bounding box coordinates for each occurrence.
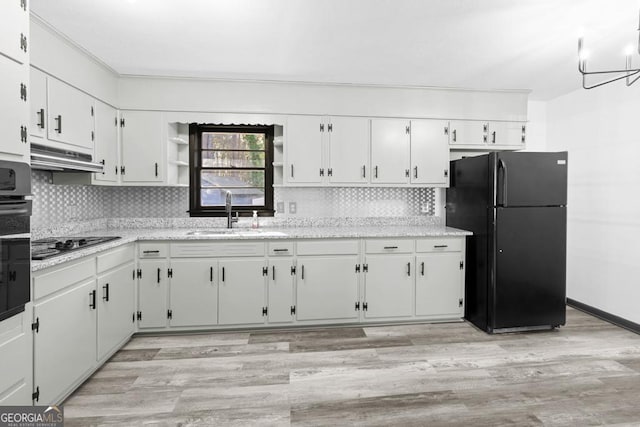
[31,225,471,272]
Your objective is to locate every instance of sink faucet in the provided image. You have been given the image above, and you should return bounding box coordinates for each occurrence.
[225,190,238,229]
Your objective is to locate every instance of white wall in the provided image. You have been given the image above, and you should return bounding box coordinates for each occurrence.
[524,101,547,152]
[547,82,640,324]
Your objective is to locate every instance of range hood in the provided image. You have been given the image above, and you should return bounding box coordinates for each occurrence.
[31,144,104,173]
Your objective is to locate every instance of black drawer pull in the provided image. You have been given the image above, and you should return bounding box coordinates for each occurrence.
[143,250,160,254]
[407,262,411,277]
[433,245,448,248]
[210,266,213,282]
[383,246,398,249]
[273,248,289,252]
[157,268,161,283]
[102,283,110,302]
[89,290,96,309]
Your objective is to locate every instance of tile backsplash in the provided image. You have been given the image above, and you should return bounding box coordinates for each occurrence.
[31,170,440,230]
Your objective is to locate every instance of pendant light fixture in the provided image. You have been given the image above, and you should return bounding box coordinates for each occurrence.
[578,11,640,89]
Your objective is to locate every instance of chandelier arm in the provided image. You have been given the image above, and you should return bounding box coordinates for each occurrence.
[583,69,640,89]
[626,72,640,86]
[580,68,640,75]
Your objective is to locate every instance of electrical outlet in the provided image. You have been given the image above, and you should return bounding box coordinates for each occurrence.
[276,201,284,214]
[67,204,78,220]
[288,201,297,214]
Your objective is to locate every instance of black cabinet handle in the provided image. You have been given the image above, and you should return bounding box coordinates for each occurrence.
[37,108,45,129]
[272,266,276,281]
[414,166,418,179]
[155,162,158,177]
[102,283,110,302]
[222,267,225,282]
[374,166,378,179]
[362,165,366,178]
[291,164,294,178]
[143,250,160,254]
[421,262,425,276]
[89,290,96,309]
[55,115,62,133]
[210,266,213,282]
[407,262,411,277]
[433,245,448,248]
[492,131,496,144]
[301,265,305,280]
[452,129,457,142]
[157,268,161,283]
[273,248,289,253]
[383,246,398,250]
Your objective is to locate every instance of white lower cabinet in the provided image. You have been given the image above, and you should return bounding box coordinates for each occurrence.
[0,307,33,405]
[97,262,135,361]
[267,258,295,324]
[33,277,97,405]
[296,255,359,322]
[363,255,414,319]
[415,253,464,317]
[169,259,218,327]
[218,258,266,325]
[137,259,169,329]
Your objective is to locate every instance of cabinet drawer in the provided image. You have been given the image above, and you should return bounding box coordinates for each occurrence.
[296,240,359,256]
[33,258,95,300]
[365,239,414,254]
[138,242,168,258]
[171,242,265,258]
[415,238,463,253]
[97,244,135,273]
[268,242,294,256]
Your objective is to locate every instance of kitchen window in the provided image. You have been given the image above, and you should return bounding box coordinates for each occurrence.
[189,124,274,217]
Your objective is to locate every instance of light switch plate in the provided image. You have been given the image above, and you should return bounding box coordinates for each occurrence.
[276,201,284,214]
[288,202,297,214]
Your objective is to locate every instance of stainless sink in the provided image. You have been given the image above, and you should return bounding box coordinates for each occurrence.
[186,229,287,237]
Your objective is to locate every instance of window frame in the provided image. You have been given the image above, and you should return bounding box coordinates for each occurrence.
[188,123,275,217]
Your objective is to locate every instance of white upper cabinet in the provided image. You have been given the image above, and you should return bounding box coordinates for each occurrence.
[29,67,47,141]
[326,116,369,184]
[92,101,119,184]
[449,120,526,150]
[120,111,164,183]
[47,78,95,151]
[485,121,526,149]
[0,55,29,160]
[0,0,29,65]
[370,119,411,184]
[285,115,324,184]
[448,120,486,147]
[409,120,450,186]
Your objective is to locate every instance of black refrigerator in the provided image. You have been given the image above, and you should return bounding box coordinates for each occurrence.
[446,151,567,333]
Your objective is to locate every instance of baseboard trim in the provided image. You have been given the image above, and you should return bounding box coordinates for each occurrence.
[567,298,640,335]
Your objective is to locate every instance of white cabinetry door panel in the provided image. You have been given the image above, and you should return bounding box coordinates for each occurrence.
[97,263,135,361]
[370,119,410,184]
[327,116,369,184]
[0,0,29,64]
[449,120,486,147]
[29,67,47,141]
[93,101,119,184]
[363,255,413,319]
[267,258,295,324]
[218,259,266,325]
[0,309,32,405]
[487,121,526,148]
[137,260,168,329]
[286,115,323,184]
[296,256,359,321]
[0,56,29,160]
[33,279,97,405]
[120,111,164,183]
[47,78,94,151]
[169,259,218,327]
[416,253,464,317]
[410,120,449,185]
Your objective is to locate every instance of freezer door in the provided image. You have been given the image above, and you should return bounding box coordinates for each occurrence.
[491,206,566,331]
[494,152,567,207]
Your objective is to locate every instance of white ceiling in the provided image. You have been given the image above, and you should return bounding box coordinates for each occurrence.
[30,0,640,100]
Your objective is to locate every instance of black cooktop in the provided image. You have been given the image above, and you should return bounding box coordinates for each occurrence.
[32,236,121,260]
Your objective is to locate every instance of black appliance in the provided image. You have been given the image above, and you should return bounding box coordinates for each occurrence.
[31,236,121,260]
[446,151,568,333]
[0,160,32,322]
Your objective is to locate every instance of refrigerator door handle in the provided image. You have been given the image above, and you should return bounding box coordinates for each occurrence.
[498,159,508,207]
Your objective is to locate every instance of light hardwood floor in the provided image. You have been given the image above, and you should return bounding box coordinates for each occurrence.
[63,307,640,426]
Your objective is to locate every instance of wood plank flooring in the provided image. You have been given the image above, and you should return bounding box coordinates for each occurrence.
[63,308,640,426]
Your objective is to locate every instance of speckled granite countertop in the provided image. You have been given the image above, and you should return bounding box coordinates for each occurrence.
[31,225,471,272]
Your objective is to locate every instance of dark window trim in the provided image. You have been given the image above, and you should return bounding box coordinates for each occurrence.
[189,124,274,217]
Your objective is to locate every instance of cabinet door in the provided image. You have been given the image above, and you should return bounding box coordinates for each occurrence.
[415,253,464,317]
[120,111,164,183]
[0,0,29,64]
[97,263,135,360]
[267,258,295,323]
[327,116,369,184]
[0,309,32,405]
[487,121,526,148]
[363,255,413,319]
[286,115,324,184]
[218,258,266,325]
[137,260,168,329]
[449,120,486,146]
[93,101,119,184]
[0,56,29,160]
[296,256,359,321]
[169,259,218,327]
[33,279,97,405]
[29,67,47,140]
[370,119,410,184]
[47,78,95,151]
[410,120,449,185]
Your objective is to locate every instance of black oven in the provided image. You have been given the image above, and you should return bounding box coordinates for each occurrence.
[0,160,31,322]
